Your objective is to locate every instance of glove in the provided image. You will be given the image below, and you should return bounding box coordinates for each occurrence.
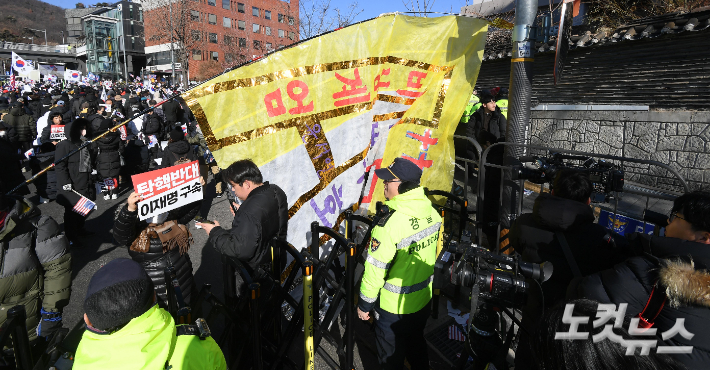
[36,308,62,339]
[62,184,72,191]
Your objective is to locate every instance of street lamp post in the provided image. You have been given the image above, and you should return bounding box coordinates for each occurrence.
[61,31,65,44]
[25,28,47,46]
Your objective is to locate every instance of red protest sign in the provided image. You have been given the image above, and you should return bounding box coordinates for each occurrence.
[131,161,202,220]
[50,125,66,140]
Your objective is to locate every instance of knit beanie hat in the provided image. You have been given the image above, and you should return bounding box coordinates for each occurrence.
[83,258,155,332]
[169,127,184,142]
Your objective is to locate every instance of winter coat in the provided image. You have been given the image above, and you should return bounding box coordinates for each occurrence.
[509,193,631,316]
[143,112,163,137]
[28,97,42,122]
[84,113,104,139]
[55,120,95,208]
[40,111,67,144]
[568,233,710,369]
[123,139,150,175]
[113,205,196,307]
[92,131,124,179]
[0,136,28,196]
[73,305,226,370]
[208,182,288,270]
[4,106,37,143]
[70,96,84,118]
[157,140,197,169]
[0,198,72,341]
[30,150,58,200]
[161,100,183,124]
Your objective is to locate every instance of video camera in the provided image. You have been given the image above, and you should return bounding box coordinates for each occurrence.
[512,152,624,201]
[448,242,553,309]
[440,242,553,370]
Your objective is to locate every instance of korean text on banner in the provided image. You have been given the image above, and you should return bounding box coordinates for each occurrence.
[50,125,66,140]
[182,14,487,252]
[131,161,203,220]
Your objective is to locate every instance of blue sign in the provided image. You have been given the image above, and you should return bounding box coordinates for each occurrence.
[598,209,656,236]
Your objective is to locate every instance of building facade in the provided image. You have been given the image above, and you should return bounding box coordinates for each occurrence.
[65,1,146,79]
[143,0,299,82]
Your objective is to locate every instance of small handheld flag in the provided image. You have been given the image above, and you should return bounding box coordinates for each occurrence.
[71,190,96,216]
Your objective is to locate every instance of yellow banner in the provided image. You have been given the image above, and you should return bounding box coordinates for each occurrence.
[183,14,487,250]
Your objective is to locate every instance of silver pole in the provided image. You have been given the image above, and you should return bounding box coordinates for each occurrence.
[44,30,47,46]
[169,0,176,85]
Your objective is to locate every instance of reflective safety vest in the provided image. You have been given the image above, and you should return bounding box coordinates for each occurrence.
[460,93,481,123]
[359,187,442,315]
[497,99,509,119]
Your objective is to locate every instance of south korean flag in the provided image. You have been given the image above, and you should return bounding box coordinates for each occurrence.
[12,52,33,75]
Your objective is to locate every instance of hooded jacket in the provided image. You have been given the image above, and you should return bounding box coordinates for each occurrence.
[209,182,288,270]
[73,305,226,370]
[55,119,95,207]
[92,120,124,179]
[359,187,442,315]
[4,106,37,143]
[112,205,196,307]
[157,140,196,169]
[0,134,27,196]
[509,193,630,313]
[569,233,710,369]
[0,198,71,341]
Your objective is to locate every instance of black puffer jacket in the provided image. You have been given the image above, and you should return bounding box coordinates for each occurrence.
[509,194,630,314]
[123,138,150,176]
[569,234,710,369]
[161,100,183,124]
[157,140,196,169]
[4,106,36,143]
[144,112,163,137]
[30,147,58,200]
[0,135,27,196]
[84,113,104,139]
[112,205,196,307]
[209,182,288,270]
[93,129,124,178]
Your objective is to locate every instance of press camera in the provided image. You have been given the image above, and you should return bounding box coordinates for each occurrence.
[512,153,624,200]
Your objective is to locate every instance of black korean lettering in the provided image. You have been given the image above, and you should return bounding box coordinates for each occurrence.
[167,191,178,205]
[410,217,419,230]
[180,185,191,198]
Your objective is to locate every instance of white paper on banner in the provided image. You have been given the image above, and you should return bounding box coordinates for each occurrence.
[50,125,66,140]
[137,178,202,220]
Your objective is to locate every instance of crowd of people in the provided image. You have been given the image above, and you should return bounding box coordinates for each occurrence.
[0,77,709,370]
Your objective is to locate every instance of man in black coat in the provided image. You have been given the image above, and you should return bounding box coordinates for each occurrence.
[55,119,94,247]
[510,170,630,370]
[161,98,183,127]
[568,191,710,369]
[197,159,288,272]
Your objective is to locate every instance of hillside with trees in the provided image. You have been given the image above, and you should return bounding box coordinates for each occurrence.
[0,0,66,44]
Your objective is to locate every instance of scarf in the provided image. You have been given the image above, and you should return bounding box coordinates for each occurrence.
[130,220,193,255]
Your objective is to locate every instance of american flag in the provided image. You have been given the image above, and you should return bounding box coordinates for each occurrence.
[448,325,466,342]
[72,195,96,216]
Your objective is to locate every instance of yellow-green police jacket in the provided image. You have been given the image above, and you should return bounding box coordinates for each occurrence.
[497,98,509,119]
[359,187,442,315]
[460,93,481,124]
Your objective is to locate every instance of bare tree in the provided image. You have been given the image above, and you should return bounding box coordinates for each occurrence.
[297,0,363,40]
[401,0,436,17]
[143,0,207,82]
[588,0,710,29]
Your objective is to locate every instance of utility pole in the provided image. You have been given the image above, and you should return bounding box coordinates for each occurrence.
[61,31,65,44]
[25,28,47,45]
[169,0,176,86]
[500,0,538,233]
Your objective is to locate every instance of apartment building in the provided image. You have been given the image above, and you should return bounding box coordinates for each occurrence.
[143,0,299,82]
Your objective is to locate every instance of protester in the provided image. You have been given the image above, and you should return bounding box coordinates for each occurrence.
[93,119,124,200]
[0,121,28,196]
[40,111,65,146]
[30,142,59,204]
[157,127,197,169]
[196,159,287,273]
[0,181,72,341]
[4,101,37,160]
[73,258,226,370]
[55,118,95,248]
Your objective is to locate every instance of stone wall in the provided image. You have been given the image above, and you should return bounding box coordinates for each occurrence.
[528,110,710,192]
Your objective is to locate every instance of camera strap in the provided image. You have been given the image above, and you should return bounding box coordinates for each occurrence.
[555,232,582,278]
[636,282,667,329]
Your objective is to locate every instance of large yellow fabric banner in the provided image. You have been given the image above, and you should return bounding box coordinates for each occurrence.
[183,14,487,251]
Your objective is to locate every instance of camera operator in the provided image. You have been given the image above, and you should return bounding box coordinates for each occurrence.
[509,170,630,370]
[196,159,287,275]
[568,191,710,369]
[357,157,442,370]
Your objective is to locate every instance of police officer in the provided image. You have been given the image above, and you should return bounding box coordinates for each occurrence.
[496,87,509,119]
[459,88,481,124]
[357,157,442,370]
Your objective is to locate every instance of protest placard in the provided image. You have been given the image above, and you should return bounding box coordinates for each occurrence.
[50,125,66,140]
[118,126,127,140]
[131,161,202,220]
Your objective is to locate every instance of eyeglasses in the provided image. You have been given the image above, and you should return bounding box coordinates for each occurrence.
[669,212,686,222]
